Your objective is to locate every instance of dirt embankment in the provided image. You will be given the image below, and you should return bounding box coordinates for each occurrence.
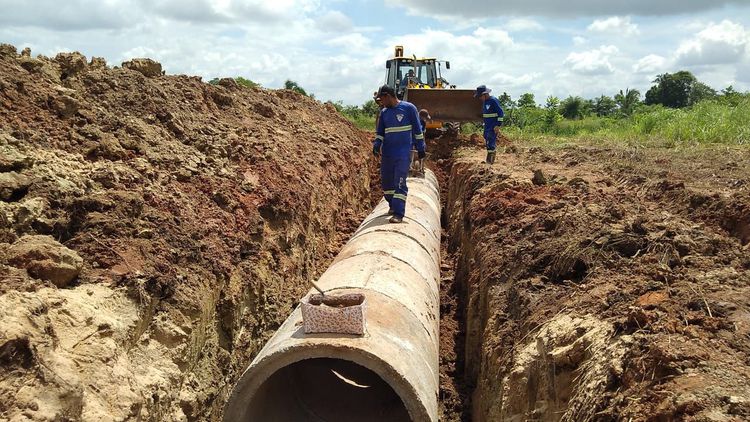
[439,138,750,421]
[0,44,373,421]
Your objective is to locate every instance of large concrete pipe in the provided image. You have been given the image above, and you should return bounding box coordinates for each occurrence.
[224,170,441,422]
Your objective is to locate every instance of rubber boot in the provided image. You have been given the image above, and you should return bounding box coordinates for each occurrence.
[485,151,491,164]
[489,151,496,164]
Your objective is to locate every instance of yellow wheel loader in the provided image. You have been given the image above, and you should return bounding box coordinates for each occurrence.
[382,45,481,131]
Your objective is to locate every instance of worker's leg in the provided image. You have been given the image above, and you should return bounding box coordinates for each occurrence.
[380,159,395,210]
[484,124,497,163]
[390,157,410,219]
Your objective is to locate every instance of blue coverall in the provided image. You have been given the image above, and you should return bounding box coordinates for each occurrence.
[374,101,425,218]
[482,96,505,152]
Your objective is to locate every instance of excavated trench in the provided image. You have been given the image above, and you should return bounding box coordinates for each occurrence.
[432,135,604,422]
[432,136,750,422]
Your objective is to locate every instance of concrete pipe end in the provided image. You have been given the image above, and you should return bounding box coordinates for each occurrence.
[223,345,430,422]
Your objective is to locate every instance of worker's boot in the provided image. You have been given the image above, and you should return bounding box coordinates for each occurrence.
[489,151,496,164]
[389,215,403,224]
[387,208,395,216]
[485,151,491,164]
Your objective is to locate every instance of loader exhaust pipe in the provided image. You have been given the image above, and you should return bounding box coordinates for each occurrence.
[223,171,441,422]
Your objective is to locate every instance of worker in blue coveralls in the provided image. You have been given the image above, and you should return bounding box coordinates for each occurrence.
[373,85,426,224]
[474,85,504,164]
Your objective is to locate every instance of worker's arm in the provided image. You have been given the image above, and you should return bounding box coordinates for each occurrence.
[492,98,505,125]
[409,104,426,157]
[373,109,385,156]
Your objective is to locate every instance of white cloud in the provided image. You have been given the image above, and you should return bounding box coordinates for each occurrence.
[0,0,320,28]
[506,18,543,32]
[573,36,587,46]
[737,61,750,83]
[588,16,639,36]
[378,27,544,95]
[564,45,619,75]
[473,27,514,49]
[315,10,353,33]
[382,27,513,61]
[676,20,749,65]
[633,54,667,73]
[0,0,139,30]
[325,33,370,51]
[386,0,749,19]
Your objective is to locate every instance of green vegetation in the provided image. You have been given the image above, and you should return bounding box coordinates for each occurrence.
[493,71,750,147]
[501,97,750,147]
[213,70,748,147]
[284,79,314,98]
[645,71,716,108]
[330,100,379,130]
[235,77,258,89]
[208,76,259,88]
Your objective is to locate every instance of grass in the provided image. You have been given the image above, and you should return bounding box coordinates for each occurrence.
[342,113,376,131]
[502,98,750,148]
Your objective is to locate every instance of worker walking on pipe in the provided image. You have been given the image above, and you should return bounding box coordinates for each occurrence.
[373,85,426,224]
[474,85,504,164]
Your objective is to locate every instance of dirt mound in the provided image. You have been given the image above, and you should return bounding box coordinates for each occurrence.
[0,44,373,421]
[441,142,750,421]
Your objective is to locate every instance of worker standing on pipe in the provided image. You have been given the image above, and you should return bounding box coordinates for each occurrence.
[373,85,425,224]
[474,85,504,164]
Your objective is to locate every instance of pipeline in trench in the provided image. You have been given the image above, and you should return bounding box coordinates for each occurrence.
[224,171,443,421]
[223,138,479,421]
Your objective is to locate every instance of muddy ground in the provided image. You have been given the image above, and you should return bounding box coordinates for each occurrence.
[0,44,374,421]
[434,134,750,421]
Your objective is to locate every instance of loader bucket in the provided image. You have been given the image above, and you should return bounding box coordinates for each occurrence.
[405,89,483,123]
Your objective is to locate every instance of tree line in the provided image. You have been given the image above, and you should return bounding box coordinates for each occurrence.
[497,70,746,129]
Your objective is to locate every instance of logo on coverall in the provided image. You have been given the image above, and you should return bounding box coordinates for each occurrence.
[396,114,404,122]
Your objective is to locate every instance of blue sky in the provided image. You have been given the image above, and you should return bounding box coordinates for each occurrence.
[1,0,749,105]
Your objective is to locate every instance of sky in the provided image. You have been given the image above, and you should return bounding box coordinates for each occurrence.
[1,0,749,105]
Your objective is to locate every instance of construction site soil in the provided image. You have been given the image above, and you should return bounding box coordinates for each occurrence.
[0,45,374,421]
[435,135,750,421]
[2,44,750,422]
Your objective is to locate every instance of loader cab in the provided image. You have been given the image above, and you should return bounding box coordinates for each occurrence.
[385,57,439,99]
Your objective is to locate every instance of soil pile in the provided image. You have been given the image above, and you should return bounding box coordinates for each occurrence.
[440,141,750,421]
[0,44,373,421]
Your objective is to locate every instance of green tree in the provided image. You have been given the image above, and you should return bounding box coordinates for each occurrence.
[614,88,641,115]
[545,96,560,109]
[518,92,536,108]
[645,71,698,108]
[235,77,258,88]
[689,82,717,105]
[582,99,595,116]
[720,85,743,106]
[594,95,617,116]
[284,79,310,96]
[498,92,515,110]
[559,96,585,120]
[543,96,562,128]
[721,85,739,98]
[362,99,380,116]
